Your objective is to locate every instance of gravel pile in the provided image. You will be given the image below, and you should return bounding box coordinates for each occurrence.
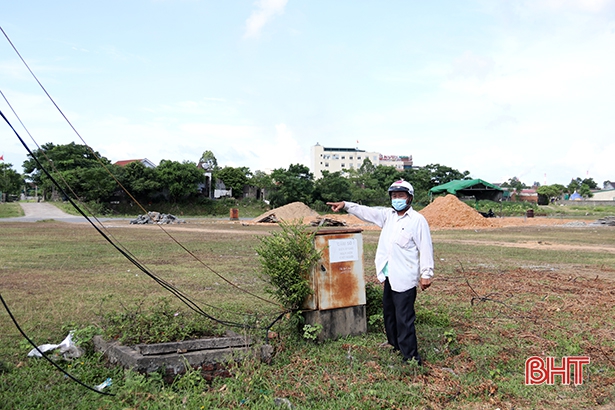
[130,211,186,225]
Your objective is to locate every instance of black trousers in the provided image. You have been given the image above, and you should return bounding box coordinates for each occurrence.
[383,278,421,364]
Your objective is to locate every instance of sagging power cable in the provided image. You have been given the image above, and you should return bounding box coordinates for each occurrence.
[0,24,293,399]
[0,25,278,310]
[0,108,270,329]
[0,22,277,304]
[0,291,115,396]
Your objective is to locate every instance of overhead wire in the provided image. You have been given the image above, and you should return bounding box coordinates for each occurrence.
[0,107,268,330]
[0,89,262,323]
[0,25,279,310]
[0,26,298,397]
[0,24,290,336]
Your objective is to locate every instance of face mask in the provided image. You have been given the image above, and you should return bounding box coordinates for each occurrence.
[391,198,408,211]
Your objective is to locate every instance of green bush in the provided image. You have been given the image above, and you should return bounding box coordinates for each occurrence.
[255,221,321,310]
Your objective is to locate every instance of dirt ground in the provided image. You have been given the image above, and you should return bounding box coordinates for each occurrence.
[247,196,597,231]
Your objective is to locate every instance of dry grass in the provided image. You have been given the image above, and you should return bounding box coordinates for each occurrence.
[1,219,614,408]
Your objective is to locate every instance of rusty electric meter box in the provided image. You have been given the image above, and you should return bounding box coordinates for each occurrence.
[303,228,366,311]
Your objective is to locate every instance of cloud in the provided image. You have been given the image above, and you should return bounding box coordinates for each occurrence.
[532,0,614,12]
[221,123,308,172]
[243,0,288,39]
[450,51,495,80]
[486,114,518,130]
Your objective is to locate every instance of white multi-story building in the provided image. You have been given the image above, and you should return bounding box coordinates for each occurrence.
[311,143,413,179]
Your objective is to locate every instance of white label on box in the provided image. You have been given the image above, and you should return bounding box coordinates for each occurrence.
[328,238,358,263]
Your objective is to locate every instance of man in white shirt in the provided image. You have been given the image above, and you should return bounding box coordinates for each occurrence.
[327,179,434,365]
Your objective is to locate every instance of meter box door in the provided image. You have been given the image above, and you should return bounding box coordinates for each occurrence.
[304,229,366,311]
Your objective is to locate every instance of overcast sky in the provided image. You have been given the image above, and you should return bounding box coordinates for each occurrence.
[1,0,614,187]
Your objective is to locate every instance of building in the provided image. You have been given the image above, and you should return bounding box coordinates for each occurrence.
[510,188,539,203]
[311,143,413,179]
[588,189,615,201]
[113,158,156,168]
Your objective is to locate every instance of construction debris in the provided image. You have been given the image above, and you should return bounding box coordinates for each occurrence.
[309,217,347,227]
[130,211,185,225]
[592,216,615,226]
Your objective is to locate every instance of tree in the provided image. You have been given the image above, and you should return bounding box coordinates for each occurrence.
[578,184,593,199]
[156,160,204,202]
[115,161,161,202]
[421,164,471,188]
[536,184,565,204]
[346,159,385,205]
[249,170,275,202]
[199,150,218,171]
[567,178,582,194]
[313,171,351,203]
[22,142,115,202]
[373,165,403,192]
[0,162,25,199]
[500,176,527,200]
[566,177,596,198]
[215,166,251,198]
[270,164,314,207]
[581,178,597,190]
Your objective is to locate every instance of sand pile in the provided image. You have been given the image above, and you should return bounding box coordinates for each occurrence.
[420,194,497,229]
[253,202,319,223]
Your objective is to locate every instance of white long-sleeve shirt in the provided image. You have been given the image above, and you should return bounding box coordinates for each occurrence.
[344,201,434,292]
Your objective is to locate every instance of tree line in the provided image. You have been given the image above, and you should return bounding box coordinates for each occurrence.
[500,176,599,203]
[0,142,607,209]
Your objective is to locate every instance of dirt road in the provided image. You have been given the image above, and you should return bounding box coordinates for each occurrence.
[0,202,88,223]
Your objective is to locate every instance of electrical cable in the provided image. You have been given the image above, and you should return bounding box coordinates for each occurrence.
[0,25,294,395]
[0,89,246,319]
[0,108,258,329]
[0,107,291,394]
[0,24,278,309]
[0,291,115,396]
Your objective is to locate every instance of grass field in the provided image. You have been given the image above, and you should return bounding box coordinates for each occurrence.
[0,217,614,409]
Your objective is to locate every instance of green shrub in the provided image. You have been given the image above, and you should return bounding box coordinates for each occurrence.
[255,221,321,311]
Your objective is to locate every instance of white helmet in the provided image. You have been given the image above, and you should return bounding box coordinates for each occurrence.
[388,179,414,195]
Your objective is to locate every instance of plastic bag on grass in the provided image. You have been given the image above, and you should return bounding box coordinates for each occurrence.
[27,331,83,359]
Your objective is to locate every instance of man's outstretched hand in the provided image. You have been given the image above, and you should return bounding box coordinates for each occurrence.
[326,202,345,212]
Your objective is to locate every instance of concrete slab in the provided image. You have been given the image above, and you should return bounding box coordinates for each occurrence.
[93,334,252,376]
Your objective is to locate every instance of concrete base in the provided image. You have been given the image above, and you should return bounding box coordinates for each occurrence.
[93,333,251,376]
[303,305,366,342]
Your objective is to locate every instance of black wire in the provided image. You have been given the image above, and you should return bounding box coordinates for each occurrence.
[0,24,278,309]
[0,291,115,396]
[0,26,291,391]
[0,108,281,331]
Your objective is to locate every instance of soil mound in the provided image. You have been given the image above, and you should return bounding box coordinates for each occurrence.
[420,195,497,229]
[253,202,319,223]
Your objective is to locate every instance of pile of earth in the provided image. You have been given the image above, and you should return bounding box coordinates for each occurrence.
[253,202,319,223]
[250,196,577,230]
[419,194,497,229]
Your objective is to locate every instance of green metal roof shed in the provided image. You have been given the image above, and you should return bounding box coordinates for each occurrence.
[429,179,503,201]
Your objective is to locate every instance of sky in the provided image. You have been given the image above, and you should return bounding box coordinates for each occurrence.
[1,0,614,187]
